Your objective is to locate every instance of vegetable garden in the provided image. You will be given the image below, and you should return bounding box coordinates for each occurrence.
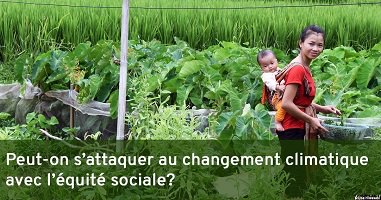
[1,39,381,140]
[0,0,380,199]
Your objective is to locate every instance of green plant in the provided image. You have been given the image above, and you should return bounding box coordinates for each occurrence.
[373,128,381,140]
[128,104,211,140]
[62,127,81,139]
[312,43,381,118]
[9,112,60,140]
[0,112,13,127]
[1,0,381,63]
[212,103,273,142]
[306,141,381,199]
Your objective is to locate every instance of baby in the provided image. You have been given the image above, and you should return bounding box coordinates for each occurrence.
[257,50,286,131]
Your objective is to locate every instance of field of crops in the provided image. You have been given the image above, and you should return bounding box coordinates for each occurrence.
[0,0,380,135]
[1,0,381,62]
[1,39,380,140]
[0,1,381,199]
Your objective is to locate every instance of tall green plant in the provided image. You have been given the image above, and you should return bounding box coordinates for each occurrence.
[1,0,381,62]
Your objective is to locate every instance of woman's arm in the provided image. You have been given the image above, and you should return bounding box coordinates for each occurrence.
[312,103,341,115]
[282,84,327,132]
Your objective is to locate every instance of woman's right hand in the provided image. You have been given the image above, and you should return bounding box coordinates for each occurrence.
[309,117,328,133]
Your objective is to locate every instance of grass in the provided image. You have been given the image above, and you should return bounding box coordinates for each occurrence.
[0,0,380,62]
[0,63,15,83]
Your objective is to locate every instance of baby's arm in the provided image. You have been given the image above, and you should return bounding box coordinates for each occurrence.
[261,73,278,91]
[276,84,285,91]
[276,79,286,91]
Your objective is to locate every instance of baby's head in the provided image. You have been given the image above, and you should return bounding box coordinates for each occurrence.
[257,50,278,73]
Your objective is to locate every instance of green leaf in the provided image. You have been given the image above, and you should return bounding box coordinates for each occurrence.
[343,46,358,59]
[357,95,381,105]
[0,112,11,120]
[219,82,245,112]
[49,50,67,71]
[171,49,183,61]
[31,52,51,84]
[330,47,345,59]
[356,58,378,89]
[344,62,361,89]
[50,83,68,90]
[252,104,271,129]
[213,48,231,63]
[71,42,91,60]
[108,90,119,119]
[235,116,249,139]
[96,72,118,102]
[26,112,37,123]
[46,68,68,84]
[179,60,204,78]
[225,61,250,81]
[38,114,47,125]
[189,97,203,108]
[314,88,326,104]
[323,90,344,107]
[176,85,194,107]
[201,65,222,82]
[340,104,359,118]
[342,90,361,102]
[47,117,59,126]
[78,74,102,103]
[14,54,29,83]
[163,78,183,93]
[229,90,244,112]
[147,75,160,92]
[215,112,234,137]
[354,106,381,118]
[219,126,235,142]
[96,54,113,73]
[371,42,381,51]
[204,91,216,100]
[220,41,240,49]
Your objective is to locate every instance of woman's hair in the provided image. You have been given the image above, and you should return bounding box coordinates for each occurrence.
[257,49,275,64]
[299,25,325,42]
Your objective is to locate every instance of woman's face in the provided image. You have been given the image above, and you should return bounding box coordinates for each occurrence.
[299,32,324,60]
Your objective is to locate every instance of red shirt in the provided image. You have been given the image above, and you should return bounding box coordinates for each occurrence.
[282,65,316,130]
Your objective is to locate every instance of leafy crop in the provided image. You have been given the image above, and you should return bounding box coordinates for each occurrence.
[0,112,59,140]
[312,43,381,118]
[10,39,381,140]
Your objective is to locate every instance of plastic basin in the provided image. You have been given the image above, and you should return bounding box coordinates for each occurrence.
[321,123,374,141]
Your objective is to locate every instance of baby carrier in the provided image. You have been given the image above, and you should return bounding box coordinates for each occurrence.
[260,62,311,110]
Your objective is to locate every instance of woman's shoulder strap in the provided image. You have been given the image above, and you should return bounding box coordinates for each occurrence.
[275,62,303,82]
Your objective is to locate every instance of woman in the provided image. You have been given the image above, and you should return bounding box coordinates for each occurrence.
[278,25,341,198]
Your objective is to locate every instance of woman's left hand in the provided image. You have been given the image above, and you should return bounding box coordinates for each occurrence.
[321,105,341,115]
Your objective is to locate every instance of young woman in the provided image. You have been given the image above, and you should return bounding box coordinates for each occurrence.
[278,25,341,198]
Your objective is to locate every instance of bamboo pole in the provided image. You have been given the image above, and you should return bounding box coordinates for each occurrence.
[116,0,129,142]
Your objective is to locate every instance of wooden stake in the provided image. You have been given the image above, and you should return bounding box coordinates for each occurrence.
[70,84,74,128]
[116,0,129,143]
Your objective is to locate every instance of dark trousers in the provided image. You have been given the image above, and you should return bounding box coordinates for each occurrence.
[277,128,306,198]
